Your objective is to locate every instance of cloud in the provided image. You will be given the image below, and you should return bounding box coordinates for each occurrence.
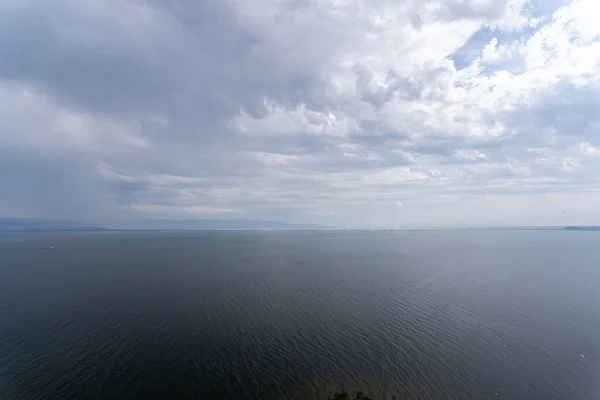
[0,0,599,227]
[130,204,243,217]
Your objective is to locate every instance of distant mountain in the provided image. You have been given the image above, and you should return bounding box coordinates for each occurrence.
[564,226,600,231]
[0,218,327,232]
[113,219,324,231]
[0,218,106,231]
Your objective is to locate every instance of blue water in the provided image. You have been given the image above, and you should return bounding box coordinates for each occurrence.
[1,230,599,399]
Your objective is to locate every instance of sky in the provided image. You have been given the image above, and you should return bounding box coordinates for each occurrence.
[1,0,599,228]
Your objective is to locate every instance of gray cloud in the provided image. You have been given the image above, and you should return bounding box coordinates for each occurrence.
[1,0,600,227]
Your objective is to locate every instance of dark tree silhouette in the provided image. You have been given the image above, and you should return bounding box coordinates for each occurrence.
[328,390,373,400]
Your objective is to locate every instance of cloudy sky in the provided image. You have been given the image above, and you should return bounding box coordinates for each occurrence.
[1,0,599,227]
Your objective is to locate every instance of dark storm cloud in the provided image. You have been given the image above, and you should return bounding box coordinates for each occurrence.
[0,0,333,123]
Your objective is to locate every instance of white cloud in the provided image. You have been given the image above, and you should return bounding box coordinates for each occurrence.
[131,203,243,216]
[580,142,600,156]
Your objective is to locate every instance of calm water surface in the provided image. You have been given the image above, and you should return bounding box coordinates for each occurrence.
[1,230,599,399]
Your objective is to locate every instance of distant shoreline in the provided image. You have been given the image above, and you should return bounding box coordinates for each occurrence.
[564,226,600,231]
[2,226,600,232]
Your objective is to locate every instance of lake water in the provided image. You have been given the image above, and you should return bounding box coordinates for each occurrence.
[1,230,599,399]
